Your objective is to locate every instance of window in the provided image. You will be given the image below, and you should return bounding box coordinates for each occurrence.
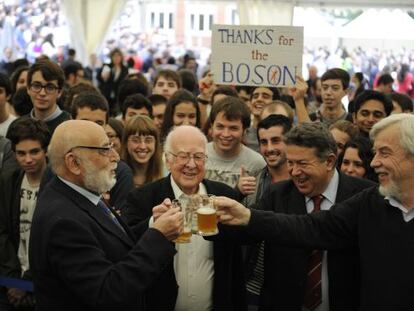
[169,13,173,29]
[199,14,204,30]
[159,12,164,28]
[191,14,195,29]
[209,14,213,30]
[151,12,155,28]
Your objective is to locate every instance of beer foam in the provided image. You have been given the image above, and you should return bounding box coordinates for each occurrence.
[197,207,215,215]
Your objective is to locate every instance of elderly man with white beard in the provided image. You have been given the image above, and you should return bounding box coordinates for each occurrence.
[29,120,183,311]
[216,113,414,311]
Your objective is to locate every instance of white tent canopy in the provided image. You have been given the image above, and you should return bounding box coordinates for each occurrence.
[340,9,414,40]
[293,8,336,38]
[61,0,127,64]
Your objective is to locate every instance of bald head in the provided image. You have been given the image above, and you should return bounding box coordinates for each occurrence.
[49,120,107,175]
[164,125,207,154]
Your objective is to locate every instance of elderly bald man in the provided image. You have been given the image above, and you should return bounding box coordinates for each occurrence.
[29,120,183,311]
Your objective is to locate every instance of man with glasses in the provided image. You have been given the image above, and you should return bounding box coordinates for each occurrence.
[39,90,134,212]
[124,125,247,311]
[29,120,183,311]
[7,59,70,138]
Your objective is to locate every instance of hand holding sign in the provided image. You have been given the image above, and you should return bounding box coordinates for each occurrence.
[211,25,304,88]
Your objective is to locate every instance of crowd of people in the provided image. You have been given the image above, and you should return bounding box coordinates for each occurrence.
[0,44,413,311]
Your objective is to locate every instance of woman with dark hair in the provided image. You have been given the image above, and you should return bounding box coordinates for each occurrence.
[338,136,377,182]
[10,65,29,95]
[105,117,124,155]
[160,88,201,142]
[397,64,414,98]
[350,72,367,101]
[97,48,129,115]
[121,115,162,187]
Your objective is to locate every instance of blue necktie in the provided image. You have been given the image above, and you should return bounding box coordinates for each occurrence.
[97,199,125,232]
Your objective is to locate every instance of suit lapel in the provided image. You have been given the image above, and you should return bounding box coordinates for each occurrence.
[286,182,308,215]
[335,173,354,203]
[52,177,134,247]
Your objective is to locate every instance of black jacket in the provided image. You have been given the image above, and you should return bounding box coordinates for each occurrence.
[124,176,247,311]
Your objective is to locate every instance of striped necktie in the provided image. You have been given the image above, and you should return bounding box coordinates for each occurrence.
[304,195,324,310]
[97,199,125,232]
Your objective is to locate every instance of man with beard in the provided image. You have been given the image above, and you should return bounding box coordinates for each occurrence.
[225,122,375,311]
[242,114,292,310]
[216,113,414,311]
[29,120,183,311]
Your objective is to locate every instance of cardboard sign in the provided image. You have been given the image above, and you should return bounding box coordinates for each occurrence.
[211,25,303,87]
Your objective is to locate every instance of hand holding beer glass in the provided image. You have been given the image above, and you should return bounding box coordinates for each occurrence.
[196,194,218,236]
[172,199,193,243]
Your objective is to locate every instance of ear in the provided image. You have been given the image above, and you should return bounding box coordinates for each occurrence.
[164,153,172,172]
[326,153,337,171]
[65,153,82,175]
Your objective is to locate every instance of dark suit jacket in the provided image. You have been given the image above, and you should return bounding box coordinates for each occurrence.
[0,169,26,279]
[29,176,176,311]
[124,176,247,311]
[256,173,375,311]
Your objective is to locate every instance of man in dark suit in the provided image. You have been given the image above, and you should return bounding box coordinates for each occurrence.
[29,120,183,311]
[124,125,246,311]
[216,114,414,311]
[242,122,374,311]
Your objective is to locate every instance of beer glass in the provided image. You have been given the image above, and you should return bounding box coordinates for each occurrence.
[172,199,193,243]
[196,194,218,236]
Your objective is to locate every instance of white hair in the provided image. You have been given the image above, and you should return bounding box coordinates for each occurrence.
[370,113,414,156]
[164,125,207,159]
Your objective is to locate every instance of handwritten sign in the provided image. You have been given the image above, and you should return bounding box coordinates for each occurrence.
[211,25,303,87]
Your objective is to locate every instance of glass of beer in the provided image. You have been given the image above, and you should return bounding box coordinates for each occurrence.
[197,194,218,236]
[172,199,193,243]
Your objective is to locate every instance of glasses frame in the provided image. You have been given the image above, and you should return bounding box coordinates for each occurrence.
[29,82,60,94]
[67,143,115,157]
[168,151,208,166]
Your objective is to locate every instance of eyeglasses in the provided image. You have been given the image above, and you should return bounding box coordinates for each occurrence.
[168,151,207,165]
[128,135,155,145]
[29,82,60,94]
[67,143,115,157]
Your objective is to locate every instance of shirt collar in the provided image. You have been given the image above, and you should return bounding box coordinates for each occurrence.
[30,105,61,122]
[58,176,101,206]
[385,196,411,213]
[306,169,339,204]
[170,175,207,199]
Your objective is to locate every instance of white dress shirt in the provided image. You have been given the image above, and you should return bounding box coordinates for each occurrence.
[170,177,214,311]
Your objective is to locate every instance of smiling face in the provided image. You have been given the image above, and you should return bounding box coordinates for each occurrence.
[353,100,387,134]
[127,134,156,166]
[211,111,244,158]
[251,87,274,117]
[173,102,197,126]
[371,124,414,200]
[258,125,287,169]
[166,129,206,195]
[287,145,336,197]
[340,147,366,178]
